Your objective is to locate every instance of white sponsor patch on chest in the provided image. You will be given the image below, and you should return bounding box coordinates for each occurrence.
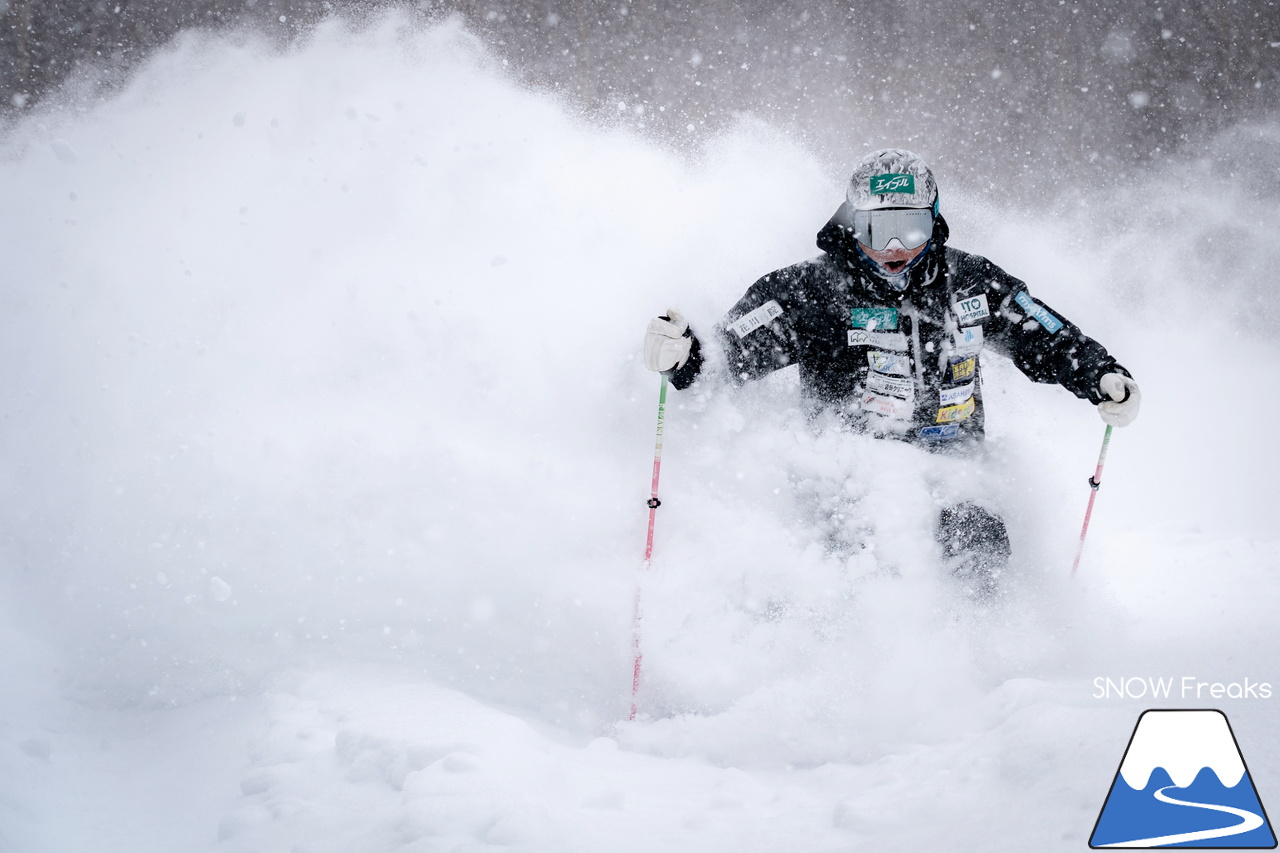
[867,350,911,376]
[952,294,990,324]
[866,371,915,399]
[953,325,984,355]
[939,381,975,406]
[861,391,912,418]
[848,329,908,350]
[728,299,785,338]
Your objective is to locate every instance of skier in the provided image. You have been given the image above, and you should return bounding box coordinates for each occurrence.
[642,148,1140,595]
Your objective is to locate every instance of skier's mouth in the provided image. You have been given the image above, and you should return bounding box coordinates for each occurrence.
[858,239,927,276]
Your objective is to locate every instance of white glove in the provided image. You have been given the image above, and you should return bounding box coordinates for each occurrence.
[1098,373,1141,427]
[644,308,692,372]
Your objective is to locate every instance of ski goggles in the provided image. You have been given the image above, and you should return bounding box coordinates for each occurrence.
[851,207,934,251]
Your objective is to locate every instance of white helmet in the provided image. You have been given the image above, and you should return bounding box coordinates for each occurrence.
[846,148,938,211]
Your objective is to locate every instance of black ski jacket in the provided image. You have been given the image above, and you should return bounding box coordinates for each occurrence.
[670,206,1129,448]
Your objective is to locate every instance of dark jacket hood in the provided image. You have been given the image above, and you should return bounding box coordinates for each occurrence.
[817,201,951,303]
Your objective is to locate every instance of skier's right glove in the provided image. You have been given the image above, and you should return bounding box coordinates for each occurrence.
[644,308,692,372]
[1098,373,1141,427]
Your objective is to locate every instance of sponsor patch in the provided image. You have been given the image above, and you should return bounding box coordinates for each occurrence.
[936,398,976,423]
[939,381,974,406]
[868,350,911,376]
[953,325,984,355]
[869,173,915,195]
[1013,291,1063,333]
[849,329,907,350]
[850,306,899,331]
[948,356,976,382]
[919,424,961,442]
[952,294,990,324]
[870,331,908,351]
[866,371,915,399]
[728,300,785,338]
[861,391,911,418]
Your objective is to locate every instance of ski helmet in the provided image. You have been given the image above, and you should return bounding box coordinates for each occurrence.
[846,148,938,212]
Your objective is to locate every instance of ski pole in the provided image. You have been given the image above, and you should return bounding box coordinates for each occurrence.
[1071,424,1113,576]
[629,373,668,721]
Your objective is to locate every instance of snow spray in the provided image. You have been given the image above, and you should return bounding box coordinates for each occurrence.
[629,373,668,720]
[1071,424,1113,576]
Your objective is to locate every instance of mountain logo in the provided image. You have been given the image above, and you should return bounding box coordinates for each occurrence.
[1090,709,1277,848]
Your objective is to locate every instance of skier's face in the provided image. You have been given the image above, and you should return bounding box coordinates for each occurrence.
[857,238,928,275]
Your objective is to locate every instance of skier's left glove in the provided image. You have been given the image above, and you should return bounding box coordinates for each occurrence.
[1098,373,1141,427]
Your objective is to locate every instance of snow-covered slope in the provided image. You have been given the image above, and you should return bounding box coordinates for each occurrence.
[1,16,1278,852]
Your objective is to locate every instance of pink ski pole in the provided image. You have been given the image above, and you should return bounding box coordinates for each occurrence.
[629,373,668,720]
[1071,424,1113,576]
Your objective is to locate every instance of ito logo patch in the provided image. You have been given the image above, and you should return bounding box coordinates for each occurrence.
[869,173,915,195]
[1090,710,1276,848]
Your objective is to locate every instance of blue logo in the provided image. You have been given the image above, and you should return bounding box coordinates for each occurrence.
[1090,710,1276,848]
[918,424,960,442]
[1013,291,1063,333]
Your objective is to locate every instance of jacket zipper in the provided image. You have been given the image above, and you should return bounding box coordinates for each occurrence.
[904,299,925,386]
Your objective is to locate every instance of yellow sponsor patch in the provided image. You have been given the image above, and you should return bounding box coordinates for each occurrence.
[949,357,976,382]
[936,398,975,423]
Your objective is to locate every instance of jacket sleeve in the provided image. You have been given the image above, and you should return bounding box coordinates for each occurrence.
[972,258,1130,403]
[668,267,804,390]
[716,268,806,385]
